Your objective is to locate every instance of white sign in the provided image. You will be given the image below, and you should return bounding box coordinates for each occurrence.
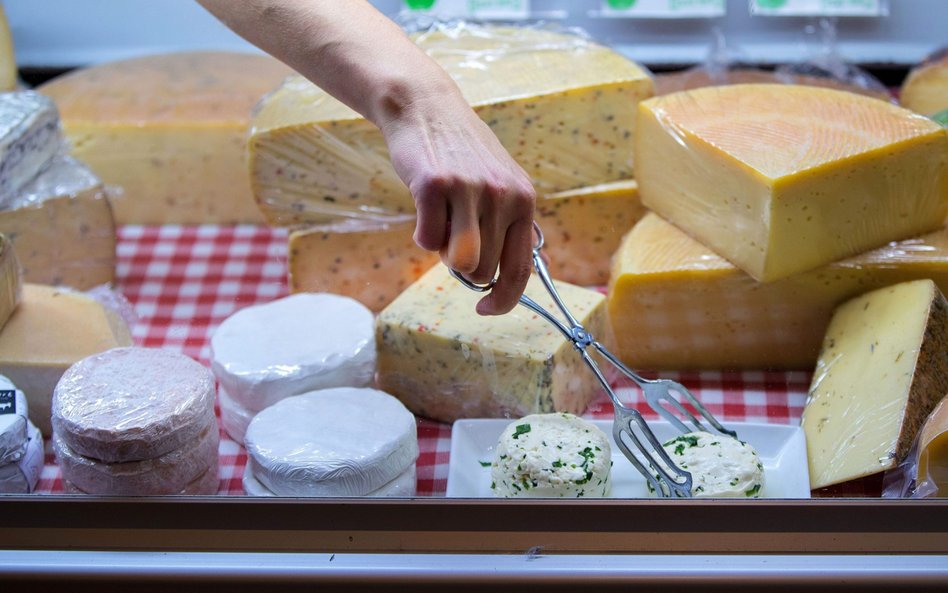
[403,0,530,20]
[600,0,726,18]
[750,0,888,16]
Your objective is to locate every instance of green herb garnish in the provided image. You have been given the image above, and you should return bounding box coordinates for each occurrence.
[512,424,531,439]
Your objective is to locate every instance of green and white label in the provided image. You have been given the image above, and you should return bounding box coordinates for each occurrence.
[750,0,888,16]
[601,0,726,18]
[404,0,530,19]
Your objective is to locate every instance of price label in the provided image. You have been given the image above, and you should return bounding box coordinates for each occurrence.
[750,0,888,16]
[600,0,726,18]
[404,0,530,20]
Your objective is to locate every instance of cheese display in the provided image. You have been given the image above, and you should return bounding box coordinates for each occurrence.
[288,218,439,312]
[1,156,116,289]
[635,84,948,282]
[0,2,15,92]
[0,92,61,208]
[0,422,42,494]
[244,388,419,497]
[652,431,764,498]
[0,374,28,465]
[915,397,948,497]
[491,413,611,498]
[64,464,219,496]
[218,386,254,445]
[802,280,948,491]
[210,294,376,414]
[250,25,653,225]
[0,232,20,331]
[376,264,610,423]
[0,284,133,435]
[52,346,216,463]
[608,214,948,370]
[901,52,948,117]
[242,462,416,497]
[38,51,294,224]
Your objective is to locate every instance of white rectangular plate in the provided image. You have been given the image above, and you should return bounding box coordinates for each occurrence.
[446,419,810,498]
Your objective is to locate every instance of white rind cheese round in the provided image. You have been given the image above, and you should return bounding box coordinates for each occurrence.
[491,413,612,498]
[52,347,216,463]
[0,374,29,465]
[211,294,376,413]
[0,421,43,494]
[65,464,220,495]
[244,387,418,496]
[656,431,765,498]
[243,462,417,497]
[54,418,219,495]
[218,386,254,445]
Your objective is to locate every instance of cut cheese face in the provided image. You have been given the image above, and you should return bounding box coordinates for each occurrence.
[917,396,948,497]
[0,92,62,209]
[250,25,653,225]
[802,279,948,490]
[635,84,948,282]
[0,233,21,332]
[376,264,611,423]
[901,54,948,117]
[38,51,294,224]
[0,3,15,92]
[607,214,948,370]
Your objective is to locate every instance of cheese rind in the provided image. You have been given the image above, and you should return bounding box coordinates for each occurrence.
[218,386,254,445]
[0,92,62,208]
[901,53,948,117]
[242,462,416,497]
[0,233,21,331]
[635,84,948,282]
[802,280,948,490]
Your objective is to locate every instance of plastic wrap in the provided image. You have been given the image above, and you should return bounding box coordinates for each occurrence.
[0,91,63,209]
[883,396,948,499]
[52,346,216,463]
[218,386,255,445]
[0,374,28,465]
[210,294,376,414]
[901,47,948,117]
[635,83,948,283]
[54,421,219,495]
[244,388,418,497]
[376,264,611,423]
[0,232,21,331]
[242,462,417,498]
[249,22,654,225]
[607,214,948,370]
[64,464,220,496]
[0,421,42,494]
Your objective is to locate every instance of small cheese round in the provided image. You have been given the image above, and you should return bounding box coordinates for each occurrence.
[244,387,418,496]
[491,413,612,498]
[0,422,43,494]
[65,464,220,496]
[52,347,215,463]
[655,431,765,498]
[210,294,376,414]
[242,462,416,497]
[0,374,29,465]
[218,386,254,445]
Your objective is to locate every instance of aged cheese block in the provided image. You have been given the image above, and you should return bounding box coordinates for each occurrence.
[0,3,15,92]
[917,396,948,497]
[376,264,611,422]
[52,346,216,463]
[0,232,21,331]
[0,422,43,494]
[250,25,653,225]
[901,53,948,117]
[635,84,948,282]
[607,214,948,370]
[802,280,948,490]
[0,374,28,465]
[242,462,416,497]
[0,92,61,208]
[65,464,219,496]
[0,284,133,435]
[38,51,294,224]
[1,156,116,289]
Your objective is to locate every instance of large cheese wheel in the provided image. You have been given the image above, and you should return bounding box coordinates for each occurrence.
[242,462,416,497]
[218,386,254,445]
[65,463,219,496]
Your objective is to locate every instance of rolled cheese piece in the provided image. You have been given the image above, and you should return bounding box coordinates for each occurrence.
[242,462,416,497]
[64,463,220,496]
[653,431,765,498]
[0,91,62,208]
[52,347,215,463]
[0,421,43,494]
[210,294,376,413]
[54,419,219,495]
[491,413,612,498]
[0,374,28,465]
[0,233,20,332]
[244,388,418,497]
[218,385,254,445]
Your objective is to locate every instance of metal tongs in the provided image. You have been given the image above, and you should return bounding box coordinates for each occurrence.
[451,222,737,498]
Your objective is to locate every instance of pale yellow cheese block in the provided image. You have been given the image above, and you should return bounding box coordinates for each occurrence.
[250,25,653,225]
[0,3,15,92]
[38,51,294,224]
[608,214,948,370]
[901,53,948,117]
[0,157,115,289]
[917,396,948,497]
[0,284,133,434]
[0,233,21,331]
[376,264,611,423]
[635,84,948,282]
[802,279,948,490]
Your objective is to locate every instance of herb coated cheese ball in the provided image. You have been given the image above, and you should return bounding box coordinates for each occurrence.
[654,431,765,498]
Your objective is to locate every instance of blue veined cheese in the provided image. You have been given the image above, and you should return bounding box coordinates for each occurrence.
[651,431,765,498]
[0,92,62,208]
[376,264,611,423]
[491,413,611,498]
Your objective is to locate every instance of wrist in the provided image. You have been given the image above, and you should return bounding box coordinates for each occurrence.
[370,67,465,135]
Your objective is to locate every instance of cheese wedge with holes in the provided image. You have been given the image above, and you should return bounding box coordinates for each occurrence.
[38,52,294,224]
[901,53,948,117]
[802,280,948,491]
[0,3,15,92]
[635,84,948,282]
[376,264,611,423]
[0,233,20,331]
[250,25,653,225]
[608,214,948,370]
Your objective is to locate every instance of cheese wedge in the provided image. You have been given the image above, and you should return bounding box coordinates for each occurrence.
[608,214,948,370]
[0,284,133,434]
[38,51,294,224]
[0,3,15,92]
[376,264,611,423]
[0,233,20,331]
[635,84,948,282]
[901,53,948,117]
[0,92,62,209]
[802,280,948,491]
[250,25,653,225]
[917,396,948,497]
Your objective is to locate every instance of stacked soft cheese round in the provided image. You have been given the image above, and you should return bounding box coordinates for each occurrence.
[0,375,43,493]
[653,431,765,498]
[210,293,376,444]
[51,347,219,495]
[243,387,418,497]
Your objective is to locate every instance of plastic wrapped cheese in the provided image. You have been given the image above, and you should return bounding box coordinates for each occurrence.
[65,464,219,496]
[210,294,376,413]
[218,386,254,445]
[0,374,28,465]
[242,462,416,497]
[901,49,948,117]
[0,421,43,494]
[0,92,62,208]
[52,347,216,463]
[0,232,20,332]
[244,388,418,497]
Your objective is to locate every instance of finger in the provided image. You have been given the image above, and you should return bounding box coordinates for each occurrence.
[443,197,480,274]
[467,211,503,285]
[412,190,448,252]
[476,218,533,316]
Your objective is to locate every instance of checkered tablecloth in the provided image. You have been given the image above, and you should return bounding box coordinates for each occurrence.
[33,225,811,496]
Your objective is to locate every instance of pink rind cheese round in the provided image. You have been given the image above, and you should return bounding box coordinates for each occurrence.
[64,463,220,496]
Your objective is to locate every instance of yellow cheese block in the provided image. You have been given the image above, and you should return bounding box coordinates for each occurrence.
[802,279,948,490]
[0,156,115,289]
[901,53,948,117]
[917,396,948,497]
[0,3,15,92]
[635,84,948,282]
[38,51,294,224]
[250,25,653,225]
[0,233,21,331]
[608,213,948,370]
[0,284,133,434]
[376,264,611,423]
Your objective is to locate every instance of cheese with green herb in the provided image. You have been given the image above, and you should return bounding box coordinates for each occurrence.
[652,431,764,498]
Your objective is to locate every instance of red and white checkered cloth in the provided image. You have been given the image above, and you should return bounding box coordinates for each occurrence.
[33,225,811,496]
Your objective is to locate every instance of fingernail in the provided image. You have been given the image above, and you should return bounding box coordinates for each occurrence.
[476,299,491,316]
